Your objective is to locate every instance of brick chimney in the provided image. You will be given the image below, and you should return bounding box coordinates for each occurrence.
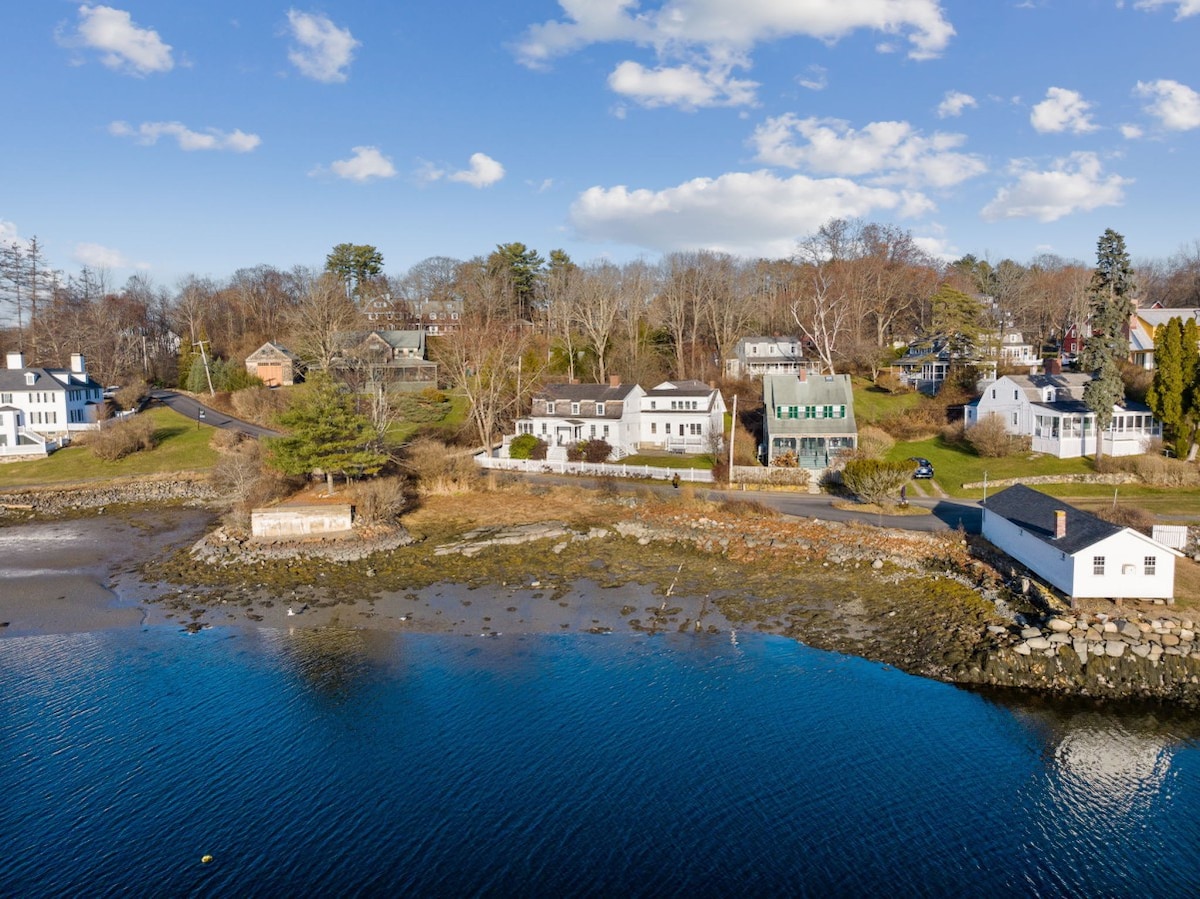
[1045,358,1062,375]
[609,374,621,387]
[1054,510,1067,539]
[797,368,807,382]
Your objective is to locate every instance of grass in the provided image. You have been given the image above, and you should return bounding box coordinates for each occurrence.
[886,436,1094,498]
[620,452,715,470]
[0,407,219,489]
[852,377,924,425]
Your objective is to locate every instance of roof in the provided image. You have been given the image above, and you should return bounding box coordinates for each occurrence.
[1135,307,1200,328]
[0,367,100,392]
[246,341,299,361]
[982,484,1124,555]
[644,379,717,397]
[335,329,425,351]
[998,372,1091,401]
[540,381,638,403]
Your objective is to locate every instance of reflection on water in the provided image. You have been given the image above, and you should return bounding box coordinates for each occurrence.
[2,627,1199,896]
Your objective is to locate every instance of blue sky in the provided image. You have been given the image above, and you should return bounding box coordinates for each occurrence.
[2,1,1199,286]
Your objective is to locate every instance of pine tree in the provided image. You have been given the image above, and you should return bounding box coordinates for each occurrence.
[1183,317,1200,459]
[267,372,388,494]
[1080,229,1136,458]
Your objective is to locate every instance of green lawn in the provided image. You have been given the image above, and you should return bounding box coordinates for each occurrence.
[620,452,715,470]
[852,377,924,425]
[0,407,219,489]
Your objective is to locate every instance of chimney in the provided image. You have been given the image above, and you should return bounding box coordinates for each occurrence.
[5,351,23,370]
[1054,510,1067,540]
[70,353,85,374]
[609,374,621,387]
[1045,358,1062,375]
[797,368,807,382]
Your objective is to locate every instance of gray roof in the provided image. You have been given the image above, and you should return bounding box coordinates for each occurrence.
[981,484,1122,554]
[541,382,637,403]
[246,341,299,361]
[644,379,717,398]
[0,367,100,392]
[1003,372,1091,401]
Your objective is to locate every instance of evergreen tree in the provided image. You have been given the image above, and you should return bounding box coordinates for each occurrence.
[1183,317,1200,458]
[1146,317,1186,455]
[486,242,545,321]
[930,285,983,358]
[1079,229,1136,457]
[325,243,384,298]
[268,372,387,494]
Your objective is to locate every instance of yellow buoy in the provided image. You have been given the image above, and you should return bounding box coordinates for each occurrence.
[201,855,213,864]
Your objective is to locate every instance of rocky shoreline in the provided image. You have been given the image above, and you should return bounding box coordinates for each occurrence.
[0,474,216,516]
[4,479,1199,708]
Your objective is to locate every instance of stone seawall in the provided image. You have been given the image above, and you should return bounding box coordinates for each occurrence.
[0,474,217,515]
[959,611,1200,705]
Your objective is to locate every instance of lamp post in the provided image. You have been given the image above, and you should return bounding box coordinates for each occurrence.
[197,408,205,430]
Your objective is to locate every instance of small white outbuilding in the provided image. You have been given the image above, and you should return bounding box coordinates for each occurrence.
[981,484,1179,601]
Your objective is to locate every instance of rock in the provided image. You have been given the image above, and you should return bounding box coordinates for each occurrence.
[1072,640,1089,663]
[1131,643,1151,658]
[1021,627,1043,639]
[1047,617,1074,633]
[1181,629,1195,642]
[1105,641,1127,658]
[1026,636,1052,651]
[872,559,884,570]
[1103,621,1119,633]
[1014,642,1032,656]
[1086,627,1104,642]
[1048,633,1070,644]
[1119,621,1141,639]
[987,625,1008,635]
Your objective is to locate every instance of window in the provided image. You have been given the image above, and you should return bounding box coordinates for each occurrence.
[589,425,596,437]
[805,406,816,419]
[1013,390,1018,400]
[518,422,533,434]
[689,423,701,435]
[546,402,555,415]
[603,425,609,437]
[1011,412,1018,426]
[595,403,605,416]
[1145,556,1156,577]
[0,393,9,403]
[650,401,656,410]
[991,389,996,399]
[665,423,672,435]
[540,423,547,435]
[823,405,834,418]
[788,405,799,419]
[650,422,657,435]
[1093,556,1105,576]
[571,402,580,415]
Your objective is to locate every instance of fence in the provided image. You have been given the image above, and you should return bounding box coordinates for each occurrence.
[476,454,714,483]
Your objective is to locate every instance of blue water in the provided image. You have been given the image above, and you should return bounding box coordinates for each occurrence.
[3,627,1199,897]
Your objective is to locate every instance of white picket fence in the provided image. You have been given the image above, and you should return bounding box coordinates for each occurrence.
[476,454,714,483]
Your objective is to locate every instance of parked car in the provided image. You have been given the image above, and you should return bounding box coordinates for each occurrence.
[909,457,934,479]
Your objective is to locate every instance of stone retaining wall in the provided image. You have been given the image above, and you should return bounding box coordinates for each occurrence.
[961,611,1200,704]
[962,473,1138,489]
[0,475,217,514]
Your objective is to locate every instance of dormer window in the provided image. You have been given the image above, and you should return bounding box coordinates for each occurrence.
[546,401,555,415]
[596,403,605,416]
[571,402,580,415]
[24,372,35,386]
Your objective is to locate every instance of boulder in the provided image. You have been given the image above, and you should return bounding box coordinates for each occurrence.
[1047,618,1074,633]
[1105,641,1127,658]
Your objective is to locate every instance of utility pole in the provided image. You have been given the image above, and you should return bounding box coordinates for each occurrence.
[728,393,737,485]
[194,339,215,396]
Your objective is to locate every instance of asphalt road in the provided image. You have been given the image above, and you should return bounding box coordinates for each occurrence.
[148,390,280,439]
[516,471,983,534]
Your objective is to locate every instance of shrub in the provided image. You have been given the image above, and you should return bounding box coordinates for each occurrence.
[765,466,809,488]
[878,402,945,440]
[854,426,895,460]
[873,371,910,394]
[965,413,1021,458]
[1095,504,1155,534]
[209,439,292,527]
[89,415,157,461]
[508,433,544,460]
[771,450,799,468]
[350,476,412,525]
[939,421,966,446]
[568,438,612,463]
[402,437,478,495]
[232,386,290,426]
[841,458,914,505]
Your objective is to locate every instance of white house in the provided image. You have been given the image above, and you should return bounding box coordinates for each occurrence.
[508,376,644,461]
[1128,306,1200,370]
[761,372,857,468]
[981,484,1179,600]
[982,329,1037,366]
[637,380,726,453]
[965,372,1160,458]
[0,351,104,449]
[726,336,813,378]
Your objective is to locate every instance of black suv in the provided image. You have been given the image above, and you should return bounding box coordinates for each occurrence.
[909,457,934,479]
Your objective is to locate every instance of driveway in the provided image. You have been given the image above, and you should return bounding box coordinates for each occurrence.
[148,390,280,439]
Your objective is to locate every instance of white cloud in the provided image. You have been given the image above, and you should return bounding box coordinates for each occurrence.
[796,64,827,91]
[73,242,128,269]
[1030,87,1098,134]
[981,152,1130,222]
[323,146,397,182]
[516,0,955,68]
[1135,79,1200,130]
[108,120,261,152]
[1134,0,1200,19]
[570,170,933,258]
[750,114,986,189]
[65,4,174,75]
[937,90,976,118]
[449,153,506,188]
[0,219,22,248]
[607,59,758,108]
[1120,123,1144,139]
[286,9,358,83]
